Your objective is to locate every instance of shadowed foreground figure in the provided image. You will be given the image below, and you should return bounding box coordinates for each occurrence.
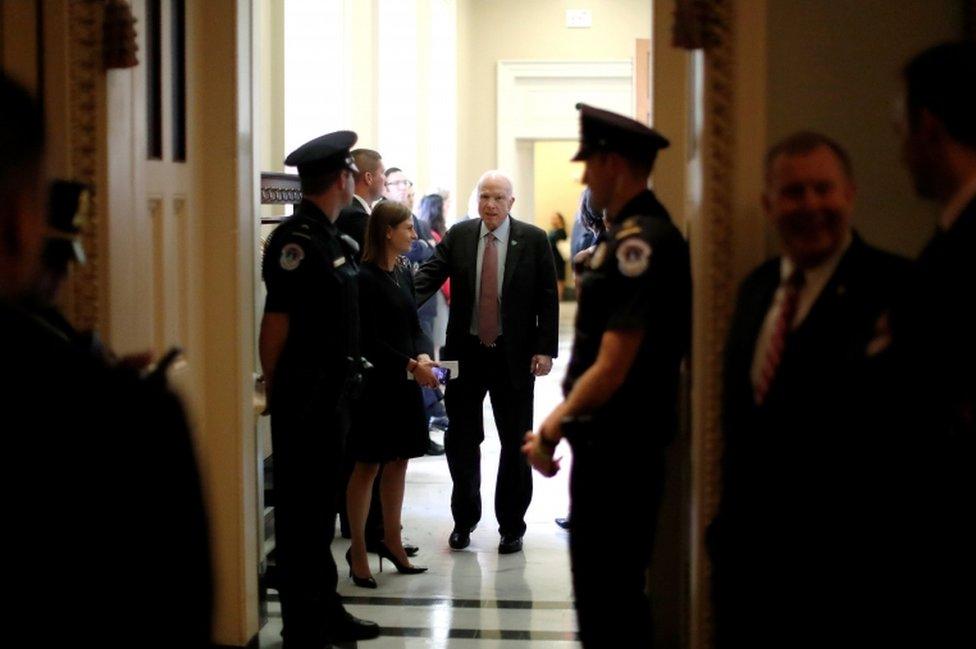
[708,131,911,647]
[1,72,212,648]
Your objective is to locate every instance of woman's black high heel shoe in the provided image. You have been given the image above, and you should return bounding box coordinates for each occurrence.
[377,541,428,574]
[345,548,378,588]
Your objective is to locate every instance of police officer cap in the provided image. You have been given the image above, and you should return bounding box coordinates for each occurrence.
[571,103,670,162]
[284,130,359,176]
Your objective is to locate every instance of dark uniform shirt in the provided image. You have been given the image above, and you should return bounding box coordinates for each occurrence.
[563,189,691,445]
[263,200,360,401]
[1,300,212,648]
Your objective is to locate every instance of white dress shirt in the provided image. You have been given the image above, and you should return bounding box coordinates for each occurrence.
[353,193,372,214]
[750,232,853,391]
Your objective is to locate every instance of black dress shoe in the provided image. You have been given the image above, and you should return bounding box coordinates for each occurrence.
[448,525,475,550]
[426,438,445,455]
[498,534,523,554]
[555,517,571,530]
[328,610,380,642]
[344,548,377,589]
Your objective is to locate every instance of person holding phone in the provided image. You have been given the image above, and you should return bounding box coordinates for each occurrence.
[345,200,436,587]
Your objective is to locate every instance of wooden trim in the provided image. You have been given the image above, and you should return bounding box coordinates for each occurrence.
[636,38,650,124]
[692,1,736,647]
[66,0,105,333]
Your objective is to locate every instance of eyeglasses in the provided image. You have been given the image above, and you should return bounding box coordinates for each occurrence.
[385,179,413,188]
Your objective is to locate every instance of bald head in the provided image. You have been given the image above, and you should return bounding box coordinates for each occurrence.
[476,170,515,231]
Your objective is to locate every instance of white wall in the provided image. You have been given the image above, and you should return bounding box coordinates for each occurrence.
[456,0,651,210]
[275,0,457,211]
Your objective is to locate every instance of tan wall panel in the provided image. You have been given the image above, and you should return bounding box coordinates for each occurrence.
[457,0,651,203]
[532,139,582,231]
[1,0,38,92]
[766,0,964,259]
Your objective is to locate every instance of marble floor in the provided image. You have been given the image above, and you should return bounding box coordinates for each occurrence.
[260,302,581,648]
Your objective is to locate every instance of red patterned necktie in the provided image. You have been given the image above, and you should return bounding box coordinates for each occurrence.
[478,233,499,346]
[754,269,805,405]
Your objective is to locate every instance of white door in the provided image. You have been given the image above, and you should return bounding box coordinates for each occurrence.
[105,0,202,413]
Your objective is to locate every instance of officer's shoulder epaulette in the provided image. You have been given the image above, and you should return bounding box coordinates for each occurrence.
[614,215,651,241]
[338,233,361,257]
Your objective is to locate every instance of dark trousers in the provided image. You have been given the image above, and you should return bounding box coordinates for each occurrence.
[271,394,347,644]
[569,438,665,648]
[444,336,534,536]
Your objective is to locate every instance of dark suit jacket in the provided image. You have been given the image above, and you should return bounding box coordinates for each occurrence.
[414,216,559,387]
[886,197,975,643]
[336,196,369,261]
[709,233,911,643]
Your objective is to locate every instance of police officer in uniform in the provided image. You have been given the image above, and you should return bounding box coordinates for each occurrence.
[524,104,691,647]
[260,131,379,648]
[2,73,212,648]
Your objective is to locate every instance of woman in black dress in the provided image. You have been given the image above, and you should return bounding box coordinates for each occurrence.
[346,201,438,588]
[548,211,568,299]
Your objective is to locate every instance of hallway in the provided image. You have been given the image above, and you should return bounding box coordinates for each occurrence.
[261,303,581,648]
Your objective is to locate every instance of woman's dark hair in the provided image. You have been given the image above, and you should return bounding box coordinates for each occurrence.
[577,188,604,236]
[552,212,566,229]
[419,193,446,236]
[362,200,413,263]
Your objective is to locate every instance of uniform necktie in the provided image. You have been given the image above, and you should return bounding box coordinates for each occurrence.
[478,233,500,346]
[754,269,805,405]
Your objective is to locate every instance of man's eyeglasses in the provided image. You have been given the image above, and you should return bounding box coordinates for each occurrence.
[386,179,413,188]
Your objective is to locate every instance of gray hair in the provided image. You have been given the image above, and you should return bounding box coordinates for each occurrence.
[476,170,514,196]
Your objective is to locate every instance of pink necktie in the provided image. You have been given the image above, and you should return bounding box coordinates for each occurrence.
[478,233,499,345]
[754,270,805,405]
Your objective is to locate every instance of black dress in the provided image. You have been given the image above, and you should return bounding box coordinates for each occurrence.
[349,260,431,463]
[548,227,568,280]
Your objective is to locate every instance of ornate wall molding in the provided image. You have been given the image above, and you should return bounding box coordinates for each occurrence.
[694,0,735,646]
[66,0,104,331]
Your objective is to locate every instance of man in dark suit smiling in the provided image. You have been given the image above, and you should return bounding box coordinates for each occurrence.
[414,170,558,554]
[709,131,911,647]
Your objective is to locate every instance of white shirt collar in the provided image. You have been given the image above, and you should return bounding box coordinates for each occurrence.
[940,172,976,231]
[480,215,511,243]
[353,194,372,214]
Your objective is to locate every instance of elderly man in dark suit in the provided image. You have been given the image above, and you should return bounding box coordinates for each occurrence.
[414,170,558,554]
[709,131,911,648]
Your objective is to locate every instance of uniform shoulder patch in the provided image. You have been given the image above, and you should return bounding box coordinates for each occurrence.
[280,242,305,271]
[616,237,652,277]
